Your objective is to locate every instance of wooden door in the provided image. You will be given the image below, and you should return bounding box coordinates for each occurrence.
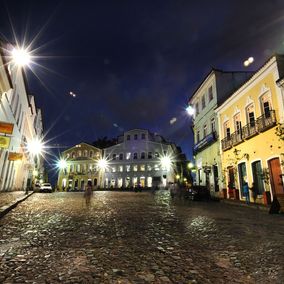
[268,158,283,195]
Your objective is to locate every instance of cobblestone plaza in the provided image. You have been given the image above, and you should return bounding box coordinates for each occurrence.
[0,191,284,283]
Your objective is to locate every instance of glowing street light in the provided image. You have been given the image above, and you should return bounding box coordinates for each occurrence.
[11,47,31,67]
[97,158,108,171]
[187,162,194,169]
[27,138,43,156]
[57,158,67,170]
[160,155,173,171]
[186,105,195,116]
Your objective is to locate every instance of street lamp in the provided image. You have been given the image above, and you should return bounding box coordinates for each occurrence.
[57,158,67,170]
[11,47,31,67]
[186,105,195,116]
[160,155,173,171]
[26,138,43,156]
[97,158,108,171]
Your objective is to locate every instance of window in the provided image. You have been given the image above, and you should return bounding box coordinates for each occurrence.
[140,165,145,171]
[147,165,152,171]
[126,152,131,160]
[141,152,145,159]
[196,130,200,143]
[203,124,207,138]
[112,154,116,160]
[260,94,271,118]
[127,135,130,140]
[133,165,138,172]
[133,152,138,159]
[224,121,230,139]
[89,151,93,157]
[126,165,131,172]
[251,161,264,195]
[211,118,216,133]
[208,86,213,102]
[78,150,82,157]
[72,152,76,158]
[154,164,160,171]
[234,113,242,134]
[134,134,138,140]
[119,153,123,160]
[112,167,116,173]
[195,102,199,115]
[246,104,255,127]
[148,152,152,159]
[84,150,88,157]
[155,152,159,158]
[141,133,146,139]
[202,95,206,109]
[119,165,123,172]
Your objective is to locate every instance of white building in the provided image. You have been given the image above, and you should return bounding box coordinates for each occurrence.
[0,40,44,191]
[103,129,178,188]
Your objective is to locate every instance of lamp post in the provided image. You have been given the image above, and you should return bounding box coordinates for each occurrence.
[96,157,109,188]
[57,158,68,191]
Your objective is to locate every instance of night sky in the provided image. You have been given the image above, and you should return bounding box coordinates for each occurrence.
[1,0,284,169]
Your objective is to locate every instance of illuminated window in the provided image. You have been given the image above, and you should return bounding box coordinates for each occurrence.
[119,165,123,172]
[126,165,131,172]
[147,165,152,171]
[154,164,160,171]
[78,150,82,157]
[140,165,145,171]
[84,150,88,157]
[155,152,159,158]
[126,152,131,160]
[112,167,116,172]
[133,165,138,171]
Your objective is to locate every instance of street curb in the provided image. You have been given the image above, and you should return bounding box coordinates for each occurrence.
[220,199,270,212]
[0,192,34,219]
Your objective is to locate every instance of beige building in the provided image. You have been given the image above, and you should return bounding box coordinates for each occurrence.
[57,142,102,191]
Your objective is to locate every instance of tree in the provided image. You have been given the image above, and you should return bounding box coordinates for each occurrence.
[92,137,117,149]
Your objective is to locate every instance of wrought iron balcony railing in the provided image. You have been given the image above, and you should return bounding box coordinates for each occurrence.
[193,131,217,154]
[221,110,276,151]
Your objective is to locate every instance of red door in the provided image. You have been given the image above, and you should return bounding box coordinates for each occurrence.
[268,158,284,195]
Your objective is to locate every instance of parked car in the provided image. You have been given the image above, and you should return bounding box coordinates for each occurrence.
[184,185,211,201]
[40,183,53,193]
[33,183,41,192]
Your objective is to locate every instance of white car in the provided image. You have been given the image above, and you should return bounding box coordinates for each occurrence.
[40,183,52,193]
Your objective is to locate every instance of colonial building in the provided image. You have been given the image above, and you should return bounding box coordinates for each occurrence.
[57,142,102,191]
[216,55,284,204]
[189,69,252,197]
[102,129,178,188]
[0,40,44,191]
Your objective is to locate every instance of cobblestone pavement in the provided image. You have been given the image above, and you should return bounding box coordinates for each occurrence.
[0,191,284,284]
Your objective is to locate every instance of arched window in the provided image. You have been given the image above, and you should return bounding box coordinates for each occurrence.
[260,93,272,118]
[246,104,255,126]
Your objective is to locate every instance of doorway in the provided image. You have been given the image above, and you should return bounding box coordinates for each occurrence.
[268,158,283,195]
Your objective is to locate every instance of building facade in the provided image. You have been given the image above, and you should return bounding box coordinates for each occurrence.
[216,55,284,204]
[57,142,102,191]
[0,40,44,191]
[103,129,178,188]
[189,69,252,197]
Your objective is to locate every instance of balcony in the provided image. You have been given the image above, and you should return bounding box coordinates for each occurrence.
[221,110,276,151]
[193,132,217,154]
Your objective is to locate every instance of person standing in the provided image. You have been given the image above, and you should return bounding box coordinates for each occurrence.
[243,179,250,204]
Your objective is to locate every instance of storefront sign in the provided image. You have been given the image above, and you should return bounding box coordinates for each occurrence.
[0,135,11,149]
[8,152,23,161]
[0,122,14,135]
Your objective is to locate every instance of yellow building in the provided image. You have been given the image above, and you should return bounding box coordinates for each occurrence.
[57,142,102,191]
[216,55,284,205]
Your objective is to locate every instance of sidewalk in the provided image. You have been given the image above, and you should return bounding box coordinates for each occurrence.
[220,198,270,212]
[0,191,33,218]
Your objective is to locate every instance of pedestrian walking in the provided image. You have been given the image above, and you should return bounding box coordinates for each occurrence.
[243,178,250,204]
[84,184,93,207]
[249,182,257,203]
